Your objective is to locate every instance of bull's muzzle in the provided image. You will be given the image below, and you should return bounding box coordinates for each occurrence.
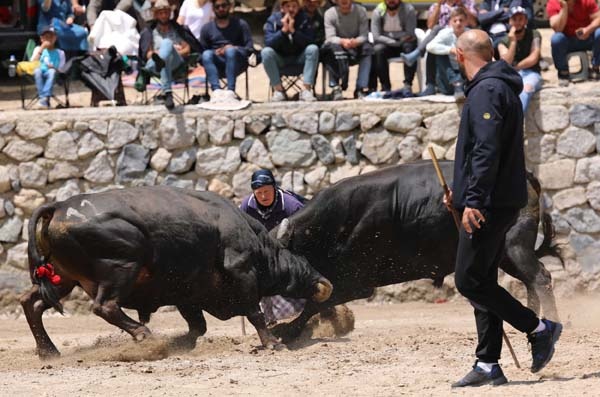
[312,278,333,303]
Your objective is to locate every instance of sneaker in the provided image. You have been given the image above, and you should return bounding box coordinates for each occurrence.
[331,86,343,101]
[354,89,369,99]
[528,319,563,373]
[418,84,436,97]
[400,48,420,68]
[37,97,50,109]
[453,83,466,102]
[557,71,570,87]
[164,91,175,110]
[152,53,165,73]
[590,66,600,81]
[451,362,508,387]
[300,89,316,102]
[271,90,286,102]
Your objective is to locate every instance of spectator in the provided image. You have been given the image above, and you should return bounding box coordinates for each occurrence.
[370,0,418,93]
[71,0,87,26]
[547,0,600,85]
[200,0,253,95]
[38,0,89,53]
[87,0,132,28]
[37,0,75,33]
[261,0,318,102]
[31,26,66,109]
[239,169,306,326]
[401,0,475,96]
[477,0,533,48]
[304,0,325,46]
[177,0,214,41]
[322,0,371,100]
[138,0,199,109]
[424,6,467,100]
[498,5,541,113]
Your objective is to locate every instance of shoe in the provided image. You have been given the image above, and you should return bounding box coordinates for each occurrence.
[300,89,317,102]
[557,71,570,87]
[354,89,369,99]
[331,86,343,101]
[418,84,436,97]
[164,91,175,110]
[400,48,420,68]
[453,83,466,102]
[451,362,508,387]
[528,319,563,373]
[590,66,600,81]
[271,90,286,102]
[37,97,50,109]
[403,83,413,94]
[152,53,165,73]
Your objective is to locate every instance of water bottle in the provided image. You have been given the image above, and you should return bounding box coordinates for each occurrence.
[8,55,16,78]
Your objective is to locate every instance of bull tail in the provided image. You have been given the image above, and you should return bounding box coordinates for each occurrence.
[536,212,565,268]
[28,203,64,314]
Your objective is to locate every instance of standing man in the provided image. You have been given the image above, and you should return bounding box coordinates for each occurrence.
[370,0,418,93]
[322,0,371,100]
[138,0,199,109]
[240,169,306,325]
[547,0,600,85]
[200,0,254,96]
[447,29,562,387]
[498,5,542,114]
[261,0,319,102]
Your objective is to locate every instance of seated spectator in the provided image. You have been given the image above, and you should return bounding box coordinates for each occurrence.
[38,0,89,53]
[477,0,533,48]
[261,0,318,102]
[239,169,306,326]
[498,5,541,113]
[424,6,467,100]
[177,0,213,41]
[547,0,600,85]
[402,0,476,95]
[31,26,66,109]
[138,0,199,109]
[304,0,325,46]
[200,0,253,95]
[370,0,418,93]
[322,0,371,99]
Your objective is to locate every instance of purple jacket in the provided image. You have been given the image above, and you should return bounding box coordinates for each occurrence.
[240,188,304,231]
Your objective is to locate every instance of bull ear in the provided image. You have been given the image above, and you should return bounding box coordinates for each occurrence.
[276,218,293,247]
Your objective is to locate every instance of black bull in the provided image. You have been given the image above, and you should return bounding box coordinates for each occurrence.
[271,160,561,341]
[21,186,333,358]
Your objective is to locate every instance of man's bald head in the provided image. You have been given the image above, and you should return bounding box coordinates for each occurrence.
[456,29,494,62]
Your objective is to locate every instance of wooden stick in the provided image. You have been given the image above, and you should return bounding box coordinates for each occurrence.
[428,146,521,369]
[241,316,246,336]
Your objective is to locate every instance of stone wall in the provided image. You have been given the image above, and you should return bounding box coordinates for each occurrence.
[1,85,600,299]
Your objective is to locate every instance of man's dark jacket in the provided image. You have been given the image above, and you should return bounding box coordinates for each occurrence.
[452,60,527,211]
[263,10,315,56]
[138,20,201,65]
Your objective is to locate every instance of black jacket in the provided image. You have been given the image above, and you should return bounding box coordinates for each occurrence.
[264,11,315,56]
[138,20,201,66]
[452,60,527,211]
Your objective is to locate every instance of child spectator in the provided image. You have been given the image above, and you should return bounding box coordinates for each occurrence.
[31,26,66,109]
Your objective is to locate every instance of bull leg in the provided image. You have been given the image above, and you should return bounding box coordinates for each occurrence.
[92,284,151,341]
[172,304,207,350]
[246,308,284,350]
[20,281,77,359]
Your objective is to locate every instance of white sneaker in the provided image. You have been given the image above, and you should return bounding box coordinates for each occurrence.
[224,89,238,101]
[271,90,286,102]
[300,89,316,102]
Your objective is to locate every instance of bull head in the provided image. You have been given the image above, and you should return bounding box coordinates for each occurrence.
[276,218,293,247]
[313,278,333,303]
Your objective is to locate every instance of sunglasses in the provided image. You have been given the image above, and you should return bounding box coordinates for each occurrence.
[214,3,229,9]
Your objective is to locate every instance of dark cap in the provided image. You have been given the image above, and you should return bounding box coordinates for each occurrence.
[40,25,55,35]
[251,169,276,190]
[509,5,527,17]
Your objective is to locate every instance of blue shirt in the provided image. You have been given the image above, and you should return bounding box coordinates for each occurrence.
[37,0,74,34]
[200,17,254,58]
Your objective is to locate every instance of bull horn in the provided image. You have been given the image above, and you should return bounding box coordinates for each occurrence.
[313,278,333,303]
[276,218,293,247]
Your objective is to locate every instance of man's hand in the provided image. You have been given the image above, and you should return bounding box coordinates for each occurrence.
[559,0,567,8]
[462,207,486,234]
[73,4,85,15]
[288,16,295,33]
[216,44,233,56]
[508,26,517,42]
[66,16,74,25]
[281,13,290,33]
[443,189,453,212]
[576,27,590,40]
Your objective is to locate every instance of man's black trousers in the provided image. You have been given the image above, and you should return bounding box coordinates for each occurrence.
[454,208,539,362]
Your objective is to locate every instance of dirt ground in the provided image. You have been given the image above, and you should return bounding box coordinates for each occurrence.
[1,295,599,396]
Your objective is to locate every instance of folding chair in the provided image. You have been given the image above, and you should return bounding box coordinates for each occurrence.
[136,53,198,105]
[14,39,71,109]
[378,28,426,92]
[267,63,306,100]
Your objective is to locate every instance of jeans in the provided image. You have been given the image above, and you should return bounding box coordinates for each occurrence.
[435,54,462,95]
[518,69,542,114]
[201,47,248,91]
[145,38,184,92]
[454,208,539,362]
[34,67,57,98]
[261,44,319,87]
[550,29,600,73]
[372,41,417,91]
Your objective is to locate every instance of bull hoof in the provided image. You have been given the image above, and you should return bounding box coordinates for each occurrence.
[270,323,302,343]
[272,342,287,351]
[169,334,198,351]
[133,326,152,342]
[38,347,60,360]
